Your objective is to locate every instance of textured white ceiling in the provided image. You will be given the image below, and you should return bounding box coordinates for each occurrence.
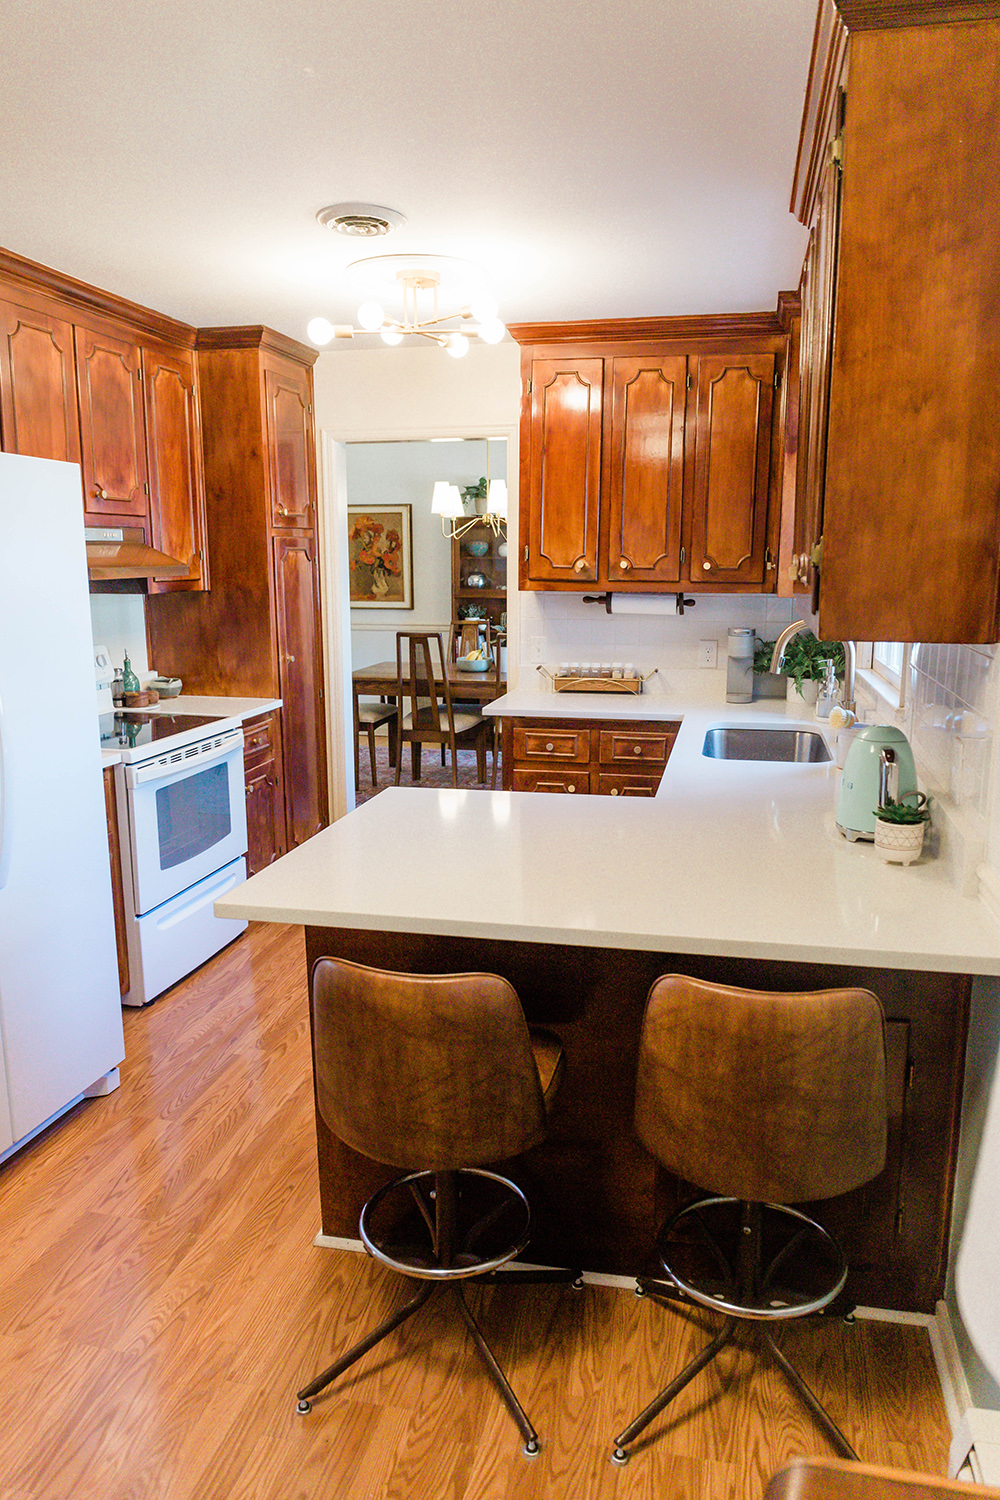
[0,0,815,342]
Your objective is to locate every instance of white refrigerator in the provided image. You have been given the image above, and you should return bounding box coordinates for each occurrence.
[0,452,125,1157]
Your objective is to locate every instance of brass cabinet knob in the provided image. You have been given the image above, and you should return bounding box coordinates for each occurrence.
[573,557,588,574]
[545,742,554,751]
[567,784,576,793]
[93,483,106,499]
[633,745,642,755]
[619,558,630,570]
[610,787,619,795]
[702,559,712,571]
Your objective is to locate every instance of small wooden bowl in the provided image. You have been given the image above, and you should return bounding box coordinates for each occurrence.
[123,690,152,708]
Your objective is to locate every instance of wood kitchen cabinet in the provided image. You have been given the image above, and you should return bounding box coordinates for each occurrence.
[511,312,792,595]
[243,711,285,876]
[0,250,208,591]
[792,2,1000,642]
[146,327,329,853]
[503,715,679,795]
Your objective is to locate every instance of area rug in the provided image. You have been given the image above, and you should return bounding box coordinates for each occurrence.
[354,742,499,807]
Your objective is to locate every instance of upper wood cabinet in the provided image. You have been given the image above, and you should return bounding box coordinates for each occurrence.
[512,314,791,595]
[0,251,209,591]
[265,365,316,528]
[0,296,80,464]
[524,357,603,584]
[142,342,208,592]
[74,322,149,521]
[792,2,1000,643]
[689,351,775,588]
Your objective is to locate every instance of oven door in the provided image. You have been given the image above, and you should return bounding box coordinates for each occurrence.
[123,733,248,916]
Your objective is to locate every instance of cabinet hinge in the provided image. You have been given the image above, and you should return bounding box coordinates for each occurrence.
[905,1058,915,1092]
[765,547,776,571]
[809,536,824,570]
[137,367,143,381]
[525,379,532,395]
[686,373,693,391]
[143,482,149,495]
[831,134,844,172]
[680,546,686,565]
[774,367,781,389]
[523,544,529,562]
[895,1201,905,1238]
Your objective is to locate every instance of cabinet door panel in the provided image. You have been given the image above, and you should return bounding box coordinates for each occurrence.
[265,365,315,527]
[143,343,208,591]
[526,358,602,583]
[689,353,774,586]
[607,356,686,585]
[74,325,148,520]
[273,534,328,849]
[0,300,80,463]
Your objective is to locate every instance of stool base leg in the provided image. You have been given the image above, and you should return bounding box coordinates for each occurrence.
[452,1285,540,1455]
[611,1315,737,1463]
[296,1280,434,1411]
[763,1330,859,1461]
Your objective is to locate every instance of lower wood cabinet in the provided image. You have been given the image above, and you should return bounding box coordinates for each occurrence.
[243,711,285,877]
[102,766,129,997]
[503,715,680,795]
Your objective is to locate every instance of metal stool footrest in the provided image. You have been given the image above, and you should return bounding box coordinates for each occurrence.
[360,1167,532,1280]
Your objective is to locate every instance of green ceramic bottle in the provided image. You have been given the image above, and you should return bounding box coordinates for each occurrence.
[121,653,140,695]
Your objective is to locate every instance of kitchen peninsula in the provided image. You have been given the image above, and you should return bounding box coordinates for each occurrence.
[215,698,1000,1313]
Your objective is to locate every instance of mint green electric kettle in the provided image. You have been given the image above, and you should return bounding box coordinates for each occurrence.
[836,725,918,842]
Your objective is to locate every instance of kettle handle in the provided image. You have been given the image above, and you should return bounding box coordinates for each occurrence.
[878,746,898,808]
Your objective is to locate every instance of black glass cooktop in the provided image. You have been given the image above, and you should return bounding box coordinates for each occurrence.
[99,711,226,751]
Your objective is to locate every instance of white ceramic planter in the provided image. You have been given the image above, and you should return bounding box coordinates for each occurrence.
[874,818,926,866]
[786,678,819,708]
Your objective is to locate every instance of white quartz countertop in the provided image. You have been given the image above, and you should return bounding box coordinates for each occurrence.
[216,695,1000,975]
[482,687,685,721]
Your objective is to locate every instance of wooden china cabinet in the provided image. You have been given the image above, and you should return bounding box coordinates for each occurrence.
[145,326,328,856]
[510,308,797,597]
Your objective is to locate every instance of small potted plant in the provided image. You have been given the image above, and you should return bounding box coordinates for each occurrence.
[873,793,931,866]
[754,633,845,705]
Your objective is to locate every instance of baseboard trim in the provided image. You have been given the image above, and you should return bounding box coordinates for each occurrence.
[313,1235,639,1290]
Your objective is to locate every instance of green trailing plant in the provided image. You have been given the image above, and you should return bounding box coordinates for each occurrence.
[753,632,846,695]
[874,793,930,825]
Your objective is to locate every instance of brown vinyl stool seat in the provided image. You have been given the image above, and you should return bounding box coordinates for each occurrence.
[296,957,578,1456]
[611,974,887,1467]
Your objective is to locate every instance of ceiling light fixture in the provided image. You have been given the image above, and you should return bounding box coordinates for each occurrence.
[308,253,506,358]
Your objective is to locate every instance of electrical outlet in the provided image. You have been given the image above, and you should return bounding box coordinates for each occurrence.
[529,636,546,664]
[698,639,718,669]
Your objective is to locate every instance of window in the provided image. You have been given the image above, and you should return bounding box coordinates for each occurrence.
[872,641,911,706]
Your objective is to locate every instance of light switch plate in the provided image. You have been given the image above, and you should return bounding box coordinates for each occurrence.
[529,636,545,664]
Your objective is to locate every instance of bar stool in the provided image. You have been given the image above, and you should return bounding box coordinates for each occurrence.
[611,973,887,1466]
[297,956,579,1455]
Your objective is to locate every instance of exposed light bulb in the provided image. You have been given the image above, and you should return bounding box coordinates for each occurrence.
[307,317,336,346]
[445,332,469,359]
[357,299,385,331]
[470,294,498,323]
[380,327,404,346]
[477,318,506,345]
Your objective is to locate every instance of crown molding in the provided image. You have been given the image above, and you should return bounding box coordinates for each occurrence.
[195,325,318,365]
[0,245,196,346]
[507,305,794,347]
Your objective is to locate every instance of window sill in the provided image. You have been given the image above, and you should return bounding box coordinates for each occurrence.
[855,666,906,724]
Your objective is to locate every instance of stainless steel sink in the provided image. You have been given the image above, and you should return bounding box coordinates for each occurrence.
[702,726,832,763]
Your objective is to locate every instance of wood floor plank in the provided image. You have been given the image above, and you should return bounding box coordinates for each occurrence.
[0,921,954,1500]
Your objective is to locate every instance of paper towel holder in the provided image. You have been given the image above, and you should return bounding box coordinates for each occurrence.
[582,592,697,615]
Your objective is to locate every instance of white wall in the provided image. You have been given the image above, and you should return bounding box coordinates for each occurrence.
[89,594,149,681]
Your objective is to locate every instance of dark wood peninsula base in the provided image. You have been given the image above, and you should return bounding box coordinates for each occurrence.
[304,925,970,1315]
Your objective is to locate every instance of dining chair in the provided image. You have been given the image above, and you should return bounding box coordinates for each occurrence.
[450,621,503,788]
[353,696,397,789]
[393,631,491,787]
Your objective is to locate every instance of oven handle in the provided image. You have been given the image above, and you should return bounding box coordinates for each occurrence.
[126,729,244,789]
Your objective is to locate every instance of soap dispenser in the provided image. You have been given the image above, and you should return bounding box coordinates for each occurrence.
[815,658,839,719]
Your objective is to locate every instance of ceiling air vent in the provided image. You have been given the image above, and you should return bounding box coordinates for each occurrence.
[316,203,407,237]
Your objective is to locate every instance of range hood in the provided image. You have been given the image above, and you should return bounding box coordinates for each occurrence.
[85,527,188,581]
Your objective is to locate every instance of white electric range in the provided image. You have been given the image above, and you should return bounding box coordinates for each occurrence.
[100,708,248,1006]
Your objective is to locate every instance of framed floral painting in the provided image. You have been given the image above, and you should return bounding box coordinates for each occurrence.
[347,505,413,608]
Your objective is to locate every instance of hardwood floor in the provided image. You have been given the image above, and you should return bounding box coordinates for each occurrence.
[0,922,952,1499]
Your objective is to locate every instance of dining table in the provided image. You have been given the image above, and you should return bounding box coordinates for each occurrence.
[352,658,507,708]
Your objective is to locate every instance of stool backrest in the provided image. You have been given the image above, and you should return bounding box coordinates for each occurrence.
[634,974,887,1203]
[310,956,548,1171]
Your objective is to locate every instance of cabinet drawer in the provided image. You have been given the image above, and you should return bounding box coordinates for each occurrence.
[512,768,589,795]
[597,772,663,797]
[243,714,276,764]
[513,726,591,765]
[598,727,676,767]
